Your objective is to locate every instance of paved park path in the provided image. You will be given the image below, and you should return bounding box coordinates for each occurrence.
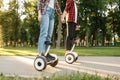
[0,56,120,79]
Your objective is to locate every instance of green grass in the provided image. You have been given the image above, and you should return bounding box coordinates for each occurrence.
[0,72,117,80]
[0,46,120,56]
[75,47,120,56]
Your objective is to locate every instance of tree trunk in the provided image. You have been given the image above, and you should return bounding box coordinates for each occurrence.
[56,16,62,49]
[85,25,89,47]
[85,16,89,47]
[102,29,105,46]
[13,19,18,47]
[0,25,3,47]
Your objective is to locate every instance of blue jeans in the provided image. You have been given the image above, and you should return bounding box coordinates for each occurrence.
[38,7,55,54]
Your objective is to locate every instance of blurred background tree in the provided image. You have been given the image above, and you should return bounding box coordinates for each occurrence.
[0,0,120,48]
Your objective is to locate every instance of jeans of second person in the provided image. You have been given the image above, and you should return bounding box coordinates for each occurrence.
[38,7,55,54]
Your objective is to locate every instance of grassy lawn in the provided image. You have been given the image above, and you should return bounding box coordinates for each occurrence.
[0,72,116,80]
[0,46,120,56]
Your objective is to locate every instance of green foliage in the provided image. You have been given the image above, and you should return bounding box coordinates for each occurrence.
[0,0,120,47]
[0,0,21,47]
[0,0,3,8]
[23,1,39,46]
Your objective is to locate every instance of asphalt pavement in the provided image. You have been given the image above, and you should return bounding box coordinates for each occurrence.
[0,56,120,79]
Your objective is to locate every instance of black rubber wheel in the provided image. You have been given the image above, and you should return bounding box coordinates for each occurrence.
[34,56,47,71]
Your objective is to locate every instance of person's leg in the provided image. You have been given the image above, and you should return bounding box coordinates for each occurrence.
[66,23,71,51]
[45,8,55,52]
[38,13,49,55]
[66,22,76,53]
[42,8,55,61]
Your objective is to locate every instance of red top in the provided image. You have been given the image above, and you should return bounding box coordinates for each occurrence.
[64,0,76,22]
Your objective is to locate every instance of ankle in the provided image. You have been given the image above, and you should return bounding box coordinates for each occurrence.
[66,50,71,54]
[39,53,44,56]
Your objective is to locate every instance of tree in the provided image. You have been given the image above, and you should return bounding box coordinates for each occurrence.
[19,27,27,46]
[0,11,11,46]
[105,0,120,46]
[23,0,39,46]
[0,25,3,47]
[55,0,64,49]
[1,0,120,47]
[78,0,111,47]
[0,0,3,8]
[8,0,21,47]
[0,0,21,47]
